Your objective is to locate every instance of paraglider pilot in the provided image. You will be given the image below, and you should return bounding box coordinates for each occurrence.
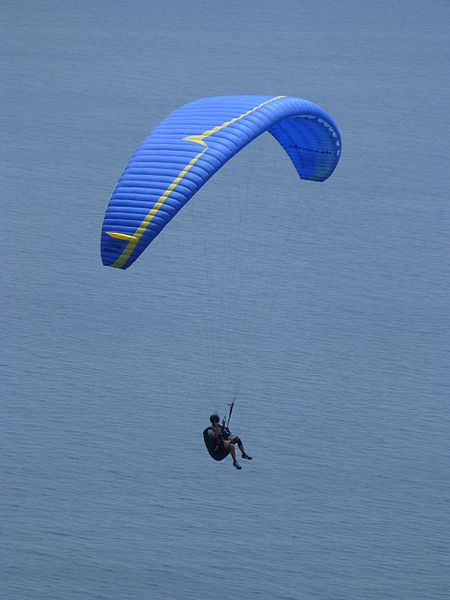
[208,414,252,470]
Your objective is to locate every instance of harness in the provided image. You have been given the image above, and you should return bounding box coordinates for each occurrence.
[203,426,230,461]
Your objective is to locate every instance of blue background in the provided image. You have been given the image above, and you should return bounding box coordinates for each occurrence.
[2,1,449,598]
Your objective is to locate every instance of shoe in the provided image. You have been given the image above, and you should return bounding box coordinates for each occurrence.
[242,453,252,460]
[233,461,242,470]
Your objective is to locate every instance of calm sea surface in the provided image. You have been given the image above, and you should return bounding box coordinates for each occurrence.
[2,1,449,598]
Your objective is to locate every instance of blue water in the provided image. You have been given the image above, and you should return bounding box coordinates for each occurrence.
[2,1,449,598]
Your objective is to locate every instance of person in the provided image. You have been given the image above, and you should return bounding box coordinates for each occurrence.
[208,414,252,470]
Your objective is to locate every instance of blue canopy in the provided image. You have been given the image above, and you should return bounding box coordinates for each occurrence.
[101,95,341,269]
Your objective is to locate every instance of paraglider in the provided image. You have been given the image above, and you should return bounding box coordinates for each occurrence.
[203,404,252,470]
[101,95,341,467]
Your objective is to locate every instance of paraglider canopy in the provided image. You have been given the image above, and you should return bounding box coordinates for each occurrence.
[101,95,341,270]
